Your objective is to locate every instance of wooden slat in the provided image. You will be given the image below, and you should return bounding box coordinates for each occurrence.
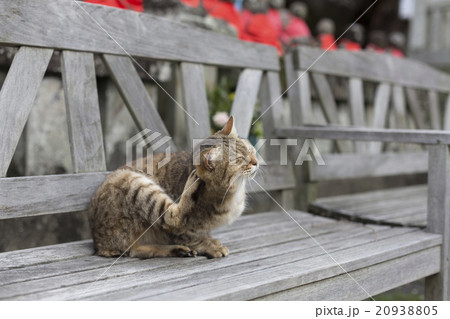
[0,173,109,220]
[348,77,366,153]
[259,71,285,139]
[284,52,303,126]
[256,247,440,300]
[0,46,53,177]
[61,51,106,173]
[102,54,176,150]
[310,73,349,152]
[428,90,441,130]
[230,69,262,138]
[248,163,295,192]
[425,144,450,300]
[180,62,211,146]
[310,186,428,228]
[142,231,439,301]
[277,126,450,145]
[7,218,417,300]
[444,94,450,130]
[392,85,407,129]
[369,83,391,153]
[314,152,428,181]
[0,0,279,71]
[294,46,450,92]
[430,8,442,51]
[406,88,427,129]
[446,10,450,49]
[0,212,358,299]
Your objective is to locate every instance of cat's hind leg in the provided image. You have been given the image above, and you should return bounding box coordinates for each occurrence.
[129,244,197,259]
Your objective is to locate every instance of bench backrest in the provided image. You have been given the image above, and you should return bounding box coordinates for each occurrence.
[285,46,450,183]
[0,0,293,221]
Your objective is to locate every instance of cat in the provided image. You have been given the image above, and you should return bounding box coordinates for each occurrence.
[88,116,259,259]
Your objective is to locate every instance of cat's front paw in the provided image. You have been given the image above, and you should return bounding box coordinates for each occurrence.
[171,245,197,257]
[203,245,229,259]
[183,169,200,194]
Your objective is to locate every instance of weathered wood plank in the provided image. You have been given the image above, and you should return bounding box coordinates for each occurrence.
[369,83,391,153]
[406,88,427,129]
[142,231,439,301]
[102,54,176,150]
[0,240,93,271]
[294,46,450,91]
[180,62,211,146]
[0,212,365,299]
[11,221,415,300]
[248,163,295,192]
[256,247,440,300]
[314,152,428,181]
[0,0,279,71]
[0,46,53,177]
[428,90,441,130]
[348,77,366,153]
[392,85,407,128]
[425,145,450,300]
[444,94,450,130]
[310,73,349,152]
[310,187,427,227]
[430,8,442,51]
[277,126,450,145]
[284,52,303,126]
[93,225,401,301]
[230,69,263,138]
[61,51,106,173]
[0,173,109,220]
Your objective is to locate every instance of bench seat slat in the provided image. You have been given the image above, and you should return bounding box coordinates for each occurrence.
[0,211,440,301]
[255,246,440,300]
[310,185,427,227]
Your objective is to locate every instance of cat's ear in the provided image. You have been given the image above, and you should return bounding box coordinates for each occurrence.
[201,148,220,171]
[219,116,238,137]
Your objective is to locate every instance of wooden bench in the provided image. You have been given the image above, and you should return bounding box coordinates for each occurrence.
[285,46,450,228]
[0,0,445,300]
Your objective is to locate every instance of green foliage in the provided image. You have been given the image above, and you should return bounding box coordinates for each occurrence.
[207,75,264,140]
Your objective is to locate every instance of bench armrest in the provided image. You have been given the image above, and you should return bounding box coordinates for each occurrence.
[276,126,450,145]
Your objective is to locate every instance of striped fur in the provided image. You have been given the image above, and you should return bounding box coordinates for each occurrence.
[88,117,259,259]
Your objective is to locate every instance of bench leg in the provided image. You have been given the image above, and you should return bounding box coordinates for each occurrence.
[425,145,450,300]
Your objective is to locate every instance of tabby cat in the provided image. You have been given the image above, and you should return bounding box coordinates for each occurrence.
[88,117,259,259]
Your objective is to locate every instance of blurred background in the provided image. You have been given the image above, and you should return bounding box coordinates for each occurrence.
[1,0,446,300]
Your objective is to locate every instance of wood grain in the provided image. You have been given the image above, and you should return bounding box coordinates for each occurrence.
[0,173,109,220]
[294,46,450,92]
[0,46,53,177]
[425,145,450,300]
[230,69,263,138]
[0,0,279,70]
[102,54,176,151]
[180,62,211,147]
[61,51,106,173]
[277,126,450,145]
